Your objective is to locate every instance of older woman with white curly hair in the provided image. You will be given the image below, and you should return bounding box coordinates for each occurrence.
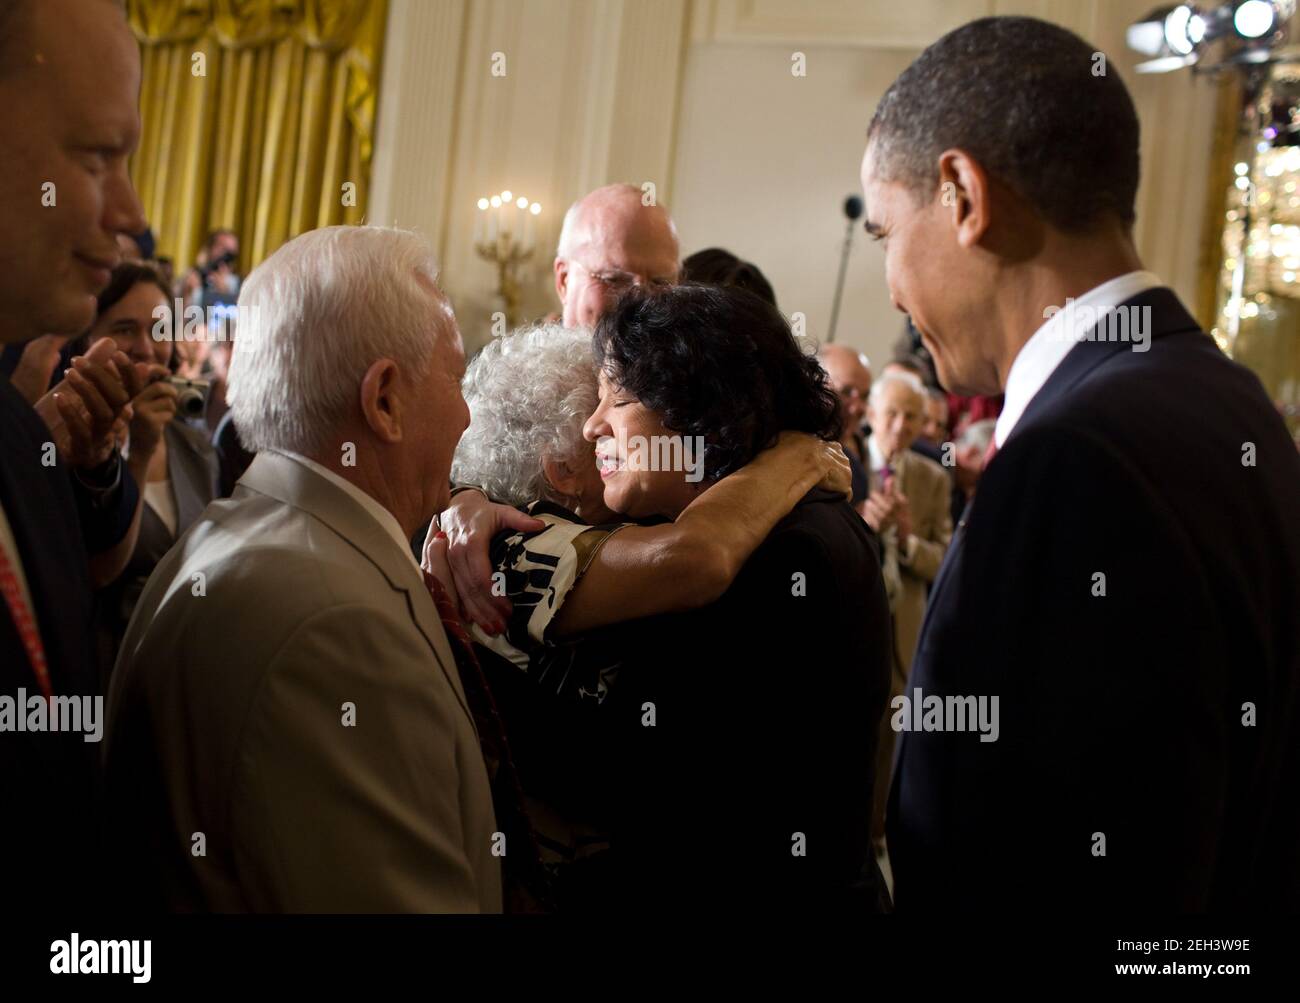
[451,323,610,521]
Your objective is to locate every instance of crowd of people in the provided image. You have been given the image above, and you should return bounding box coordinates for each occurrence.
[1,0,1297,917]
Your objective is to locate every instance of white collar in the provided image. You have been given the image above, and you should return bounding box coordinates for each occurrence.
[270,450,419,570]
[994,271,1164,448]
[867,434,906,474]
[867,434,886,473]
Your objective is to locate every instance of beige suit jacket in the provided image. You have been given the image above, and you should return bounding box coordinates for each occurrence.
[884,445,953,681]
[104,452,502,913]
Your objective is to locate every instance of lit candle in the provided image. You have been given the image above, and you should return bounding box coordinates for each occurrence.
[475,197,488,244]
[515,197,528,253]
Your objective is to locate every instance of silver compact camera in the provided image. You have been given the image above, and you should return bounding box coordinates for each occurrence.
[165,376,212,419]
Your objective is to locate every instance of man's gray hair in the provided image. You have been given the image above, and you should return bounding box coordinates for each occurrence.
[452,323,597,507]
[228,226,450,456]
[869,369,926,408]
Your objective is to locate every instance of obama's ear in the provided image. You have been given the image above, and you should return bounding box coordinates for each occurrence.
[937,149,992,249]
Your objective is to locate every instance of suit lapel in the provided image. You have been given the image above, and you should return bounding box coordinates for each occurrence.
[1007,286,1203,448]
[238,453,473,723]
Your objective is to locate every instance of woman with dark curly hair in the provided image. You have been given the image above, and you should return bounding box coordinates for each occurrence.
[578,283,893,912]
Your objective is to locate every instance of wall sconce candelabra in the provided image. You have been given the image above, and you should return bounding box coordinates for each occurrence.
[474,190,542,328]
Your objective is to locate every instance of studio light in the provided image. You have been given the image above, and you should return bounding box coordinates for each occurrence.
[1127,13,1169,56]
[1234,0,1277,37]
[1166,4,1196,54]
[1127,1,1295,73]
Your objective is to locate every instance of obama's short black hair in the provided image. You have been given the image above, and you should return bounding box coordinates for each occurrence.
[867,16,1140,232]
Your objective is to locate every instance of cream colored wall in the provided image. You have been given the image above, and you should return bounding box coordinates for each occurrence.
[371,0,1222,365]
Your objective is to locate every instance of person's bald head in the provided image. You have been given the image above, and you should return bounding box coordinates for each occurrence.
[0,0,144,341]
[818,343,873,442]
[553,183,680,328]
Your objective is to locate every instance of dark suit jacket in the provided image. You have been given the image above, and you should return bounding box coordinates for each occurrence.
[603,487,894,911]
[212,408,254,499]
[0,375,138,910]
[888,287,1300,911]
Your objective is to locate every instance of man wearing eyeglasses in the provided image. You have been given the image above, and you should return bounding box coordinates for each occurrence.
[553,183,680,329]
[817,343,873,466]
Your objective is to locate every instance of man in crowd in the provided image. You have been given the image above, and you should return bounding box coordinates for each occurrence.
[0,0,149,910]
[859,370,951,850]
[817,344,872,460]
[880,357,944,465]
[919,387,949,449]
[868,16,1300,910]
[105,226,502,912]
[553,183,680,328]
[862,371,952,680]
[181,228,241,307]
[817,342,875,514]
[949,418,995,526]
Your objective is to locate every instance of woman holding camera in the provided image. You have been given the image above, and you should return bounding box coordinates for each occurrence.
[85,262,219,682]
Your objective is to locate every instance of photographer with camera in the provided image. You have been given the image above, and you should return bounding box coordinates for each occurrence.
[176,230,241,384]
[82,261,219,682]
[181,229,240,307]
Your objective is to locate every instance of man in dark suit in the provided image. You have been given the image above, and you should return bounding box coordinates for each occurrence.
[863,16,1300,911]
[0,0,148,910]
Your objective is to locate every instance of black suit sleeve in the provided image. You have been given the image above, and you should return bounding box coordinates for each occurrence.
[72,452,139,555]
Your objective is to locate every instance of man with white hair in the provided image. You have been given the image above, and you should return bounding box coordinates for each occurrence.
[863,370,953,677]
[553,182,680,328]
[104,226,502,912]
[861,369,952,852]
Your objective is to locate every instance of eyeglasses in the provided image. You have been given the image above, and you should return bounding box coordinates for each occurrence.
[569,260,675,292]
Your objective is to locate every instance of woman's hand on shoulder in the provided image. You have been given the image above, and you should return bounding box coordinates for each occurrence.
[763,431,852,500]
[427,489,545,634]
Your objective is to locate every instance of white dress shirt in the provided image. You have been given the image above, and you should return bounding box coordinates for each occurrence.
[994,271,1163,448]
[271,450,420,571]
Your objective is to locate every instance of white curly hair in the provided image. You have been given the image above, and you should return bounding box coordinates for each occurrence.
[452,322,598,507]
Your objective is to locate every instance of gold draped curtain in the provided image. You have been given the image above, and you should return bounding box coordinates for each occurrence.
[127,0,387,273]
